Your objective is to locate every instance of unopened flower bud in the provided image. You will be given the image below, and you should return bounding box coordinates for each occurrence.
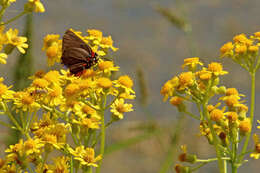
[178,153,197,164]
[174,164,191,173]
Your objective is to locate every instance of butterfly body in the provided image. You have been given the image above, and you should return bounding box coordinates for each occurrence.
[61,29,98,76]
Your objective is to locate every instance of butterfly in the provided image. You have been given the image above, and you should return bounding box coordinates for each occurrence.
[61,29,98,76]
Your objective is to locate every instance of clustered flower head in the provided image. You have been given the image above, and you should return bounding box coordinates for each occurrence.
[0,28,135,172]
[161,57,229,109]
[161,55,260,172]
[220,32,260,73]
[0,0,45,65]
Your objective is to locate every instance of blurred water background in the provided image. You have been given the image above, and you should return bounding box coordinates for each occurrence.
[0,0,260,172]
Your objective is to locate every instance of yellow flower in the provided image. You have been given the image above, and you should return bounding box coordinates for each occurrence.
[248,45,259,53]
[110,98,133,119]
[43,70,62,86]
[233,34,248,43]
[42,35,62,66]
[250,134,260,159]
[0,80,14,101]
[13,91,40,112]
[98,60,119,74]
[160,77,179,101]
[254,31,260,37]
[210,108,224,122]
[207,104,216,113]
[225,112,238,122]
[82,69,96,78]
[207,62,228,76]
[239,118,251,134]
[73,103,100,119]
[69,146,102,167]
[223,95,240,107]
[77,79,93,90]
[226,88,238,96]
[64,83,80,97]
[170,96,183,106]
[73,117,100,130]
[97,77,113,89]
[5,28,28,54]
[43,34,60,50]
[182,57,203,69]
[39,123,69,149]
[23,138,44,155]
[49,156,70,173]
[178,72,194,90]
[114,75,135,95]
[86,29,103,42]
[235,44,247,54]
[24,0,45,13]
[238,104,248,114]
[44,85,64,106]
[5,139,23,155]
[99,36,118,51]
[32,78,49,88]
[119,91,136,100]
[5,138,43,165]
[225,88,245,99]
[60,100,78,112]
[0,53,7,64]
[196,68,212,80]
[220,42,234,56]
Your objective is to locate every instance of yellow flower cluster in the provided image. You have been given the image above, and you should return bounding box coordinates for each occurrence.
[161,57,228,105]
[0,26,28,63]
[0,0,45,64]
[220,32,260,72]
[161,56,260,172]
[0,28,135,172]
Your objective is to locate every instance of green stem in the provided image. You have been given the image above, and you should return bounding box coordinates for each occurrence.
[71,132,79,145]
[96,109,105,173]
[2,102,23,132]
[0,6,6,21]
[223,158,227,173]
[231,131,239,173]
[0,11,27,26]
[191,162,207,172]
[96,94,107,173]
[81,100,100,111]
[86,167,92,173]
[70,156,73,173]
[105,94,119,110]
[202,102,224,173]
[238,72,255,164]
[197,157,230,163]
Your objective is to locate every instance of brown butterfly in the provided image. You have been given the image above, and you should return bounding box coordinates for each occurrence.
[61,29,98,76]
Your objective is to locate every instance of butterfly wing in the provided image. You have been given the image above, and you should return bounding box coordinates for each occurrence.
[62,47,90,66]
[68,63,86,75]
[62,29,92,54]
